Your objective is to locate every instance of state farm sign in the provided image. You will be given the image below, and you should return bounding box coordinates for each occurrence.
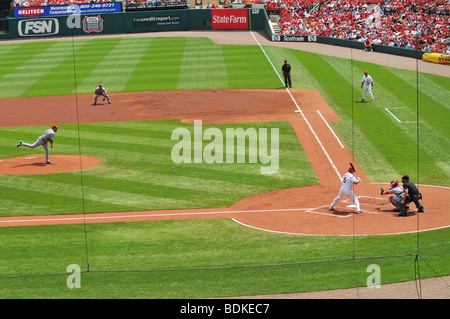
[211,9,248,30]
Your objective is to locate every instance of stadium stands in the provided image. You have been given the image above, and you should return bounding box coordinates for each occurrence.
[267,0,450,53]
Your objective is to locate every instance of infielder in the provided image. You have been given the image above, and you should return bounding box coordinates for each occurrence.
[381,180,405,214]
[329,166,362,214]
[93,84,111,105]
[17,125,58,164]
[361,71,374,102]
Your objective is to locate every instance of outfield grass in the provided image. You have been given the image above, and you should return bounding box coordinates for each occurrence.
[0,36,448,298]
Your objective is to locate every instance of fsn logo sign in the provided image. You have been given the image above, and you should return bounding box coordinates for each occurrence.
[18,18,59,36]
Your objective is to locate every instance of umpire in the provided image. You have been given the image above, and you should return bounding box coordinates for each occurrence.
[282,60,292,88]
[400,175,424,216]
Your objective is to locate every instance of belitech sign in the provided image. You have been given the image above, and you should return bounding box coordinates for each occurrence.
[211,9,248,30]
[17,8,45,17]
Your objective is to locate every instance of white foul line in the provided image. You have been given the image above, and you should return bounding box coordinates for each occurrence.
[0,208,311,224]
[385,107,402,123]
[317,110,345,148]
[250,31,342,181]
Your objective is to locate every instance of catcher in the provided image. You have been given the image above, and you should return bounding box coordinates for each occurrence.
[380,180,406,216]
[93,84,111,105]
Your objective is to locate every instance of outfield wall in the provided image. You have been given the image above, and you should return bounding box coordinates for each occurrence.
[1,8,266,39]
[0,6,427,61]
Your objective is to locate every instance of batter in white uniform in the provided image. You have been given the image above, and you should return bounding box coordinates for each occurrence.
[329,166,362,214]
[17,125,58,164]
[361,70,374,102]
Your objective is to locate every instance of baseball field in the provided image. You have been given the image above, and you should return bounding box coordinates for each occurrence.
[0,31,449,299]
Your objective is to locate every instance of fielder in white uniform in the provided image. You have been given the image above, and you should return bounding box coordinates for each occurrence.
[361,71,374,102]
[329,166,362,214]
[93,84,111,105]
[17,125,58,164]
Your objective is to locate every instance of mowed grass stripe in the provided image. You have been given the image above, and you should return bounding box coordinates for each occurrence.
[0,42,22,57]
[177,37,228,90]
[1,176,195,213]
[222,45,280,89]
[76,38,152,93]
[123,37,186,92]
[0,41,77,99]
[21,39,90,97]
[0,41,55,81]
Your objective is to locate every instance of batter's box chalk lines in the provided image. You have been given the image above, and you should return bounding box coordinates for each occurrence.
[304,205,352,218]
[24,156,38,160]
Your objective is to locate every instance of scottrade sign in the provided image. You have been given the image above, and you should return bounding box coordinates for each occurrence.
[211,9,248,30]
[14,3,121,17]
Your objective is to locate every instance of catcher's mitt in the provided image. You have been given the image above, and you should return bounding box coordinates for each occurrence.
[380,187,385,195]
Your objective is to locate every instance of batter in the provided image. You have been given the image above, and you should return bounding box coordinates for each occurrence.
[17,125,58,164]
[329,166,362,214]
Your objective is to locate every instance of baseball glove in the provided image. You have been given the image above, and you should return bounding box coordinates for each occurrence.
[380,187,385,195]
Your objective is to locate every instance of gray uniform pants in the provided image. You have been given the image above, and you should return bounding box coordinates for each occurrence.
[21,137,50,162]
[95,94,111,104]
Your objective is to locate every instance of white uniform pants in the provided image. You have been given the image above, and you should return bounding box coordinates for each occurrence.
[21,137,50,162]
[363,86,374,100]
[330,187,361,212]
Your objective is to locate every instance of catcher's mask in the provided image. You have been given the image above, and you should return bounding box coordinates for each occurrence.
[391,180,399,188]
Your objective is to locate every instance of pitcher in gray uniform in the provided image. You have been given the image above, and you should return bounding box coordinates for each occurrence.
[17,125,58,164]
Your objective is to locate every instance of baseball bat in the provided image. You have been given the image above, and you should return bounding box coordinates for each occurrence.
[350,162,360,182]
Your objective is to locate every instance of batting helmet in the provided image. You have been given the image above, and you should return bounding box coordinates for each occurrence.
[99,84,102,87]
[348,166,354,173]
[52,125,58,130]
[391,180,399,188]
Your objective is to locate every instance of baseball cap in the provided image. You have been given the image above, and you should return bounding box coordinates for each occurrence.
[402,175,409,180]
[284,60,287,62]
[99,84,102,87]
[364,71,368,74]
[52,125,58,129]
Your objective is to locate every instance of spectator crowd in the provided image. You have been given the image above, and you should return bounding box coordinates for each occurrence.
[266,0,450,53]
[11,0,450,53]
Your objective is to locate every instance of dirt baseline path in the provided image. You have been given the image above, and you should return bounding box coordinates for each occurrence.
[0,89,449,236]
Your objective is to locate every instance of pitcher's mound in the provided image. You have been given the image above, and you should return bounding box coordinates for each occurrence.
[0,155,100,175]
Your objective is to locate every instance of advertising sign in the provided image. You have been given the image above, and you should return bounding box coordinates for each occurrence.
[211,9,248,30]
[14,3,122,18]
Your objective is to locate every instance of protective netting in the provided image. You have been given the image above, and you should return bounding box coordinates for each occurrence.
[0,33,449,301]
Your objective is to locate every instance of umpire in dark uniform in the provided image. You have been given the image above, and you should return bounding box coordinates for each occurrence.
[400,175,424,216]
[282,60,292,88]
